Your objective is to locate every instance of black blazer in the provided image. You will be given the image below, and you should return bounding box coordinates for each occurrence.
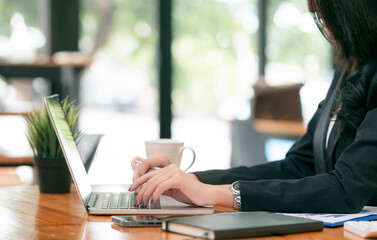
[194,61,377,213]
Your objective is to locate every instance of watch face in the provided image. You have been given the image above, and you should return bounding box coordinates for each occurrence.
[232,181,240,191]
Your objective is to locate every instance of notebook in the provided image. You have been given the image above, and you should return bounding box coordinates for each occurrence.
[162,211,323,239]
[44,94,214,215]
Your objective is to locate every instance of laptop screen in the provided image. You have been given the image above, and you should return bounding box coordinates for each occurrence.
[44,95,93,208]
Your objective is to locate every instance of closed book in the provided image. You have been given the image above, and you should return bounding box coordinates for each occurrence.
[162,211,323,239]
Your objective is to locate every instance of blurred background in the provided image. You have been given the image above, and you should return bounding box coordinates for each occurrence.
[0,0,331,186]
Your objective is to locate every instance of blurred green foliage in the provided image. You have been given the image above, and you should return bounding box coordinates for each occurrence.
[0,0,332,116]
[267,0,331,74]
[172,0,258,114]
[81,0,157,78]
[0,0,38,36]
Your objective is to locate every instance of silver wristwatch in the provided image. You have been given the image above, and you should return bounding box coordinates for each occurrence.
[229,181,241,210]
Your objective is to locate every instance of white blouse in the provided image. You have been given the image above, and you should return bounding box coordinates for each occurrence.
[326,118,337,149]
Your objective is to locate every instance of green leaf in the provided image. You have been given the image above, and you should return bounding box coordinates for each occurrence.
[23,95,82,158]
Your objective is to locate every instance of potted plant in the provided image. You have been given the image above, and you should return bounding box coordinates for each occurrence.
[24,96,81,193]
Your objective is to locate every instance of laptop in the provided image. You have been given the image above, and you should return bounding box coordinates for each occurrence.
[44,94,214,215]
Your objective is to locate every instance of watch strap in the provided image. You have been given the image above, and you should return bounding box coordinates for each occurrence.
[230,181,241,210]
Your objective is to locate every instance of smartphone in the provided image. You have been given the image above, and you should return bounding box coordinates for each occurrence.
[111,215,163,227]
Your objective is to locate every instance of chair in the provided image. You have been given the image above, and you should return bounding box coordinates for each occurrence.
[231,83,306,167]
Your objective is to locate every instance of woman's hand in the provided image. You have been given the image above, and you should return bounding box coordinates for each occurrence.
[131,152,171,183]
[129,164,233,208]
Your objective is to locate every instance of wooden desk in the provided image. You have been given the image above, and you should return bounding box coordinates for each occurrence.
[0,185,361,240]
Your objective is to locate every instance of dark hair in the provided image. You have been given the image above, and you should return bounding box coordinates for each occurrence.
[308,0,377,133]
[307,0,377,69]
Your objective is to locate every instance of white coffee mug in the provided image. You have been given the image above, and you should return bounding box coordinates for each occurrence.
[145,139,196,172]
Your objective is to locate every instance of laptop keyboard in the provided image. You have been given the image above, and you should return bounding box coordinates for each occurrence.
[101,192,161,209]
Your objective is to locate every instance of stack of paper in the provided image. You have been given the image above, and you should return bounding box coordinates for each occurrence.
[279,206,377,227]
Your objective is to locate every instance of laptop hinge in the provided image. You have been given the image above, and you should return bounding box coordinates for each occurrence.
[86,192,98,210]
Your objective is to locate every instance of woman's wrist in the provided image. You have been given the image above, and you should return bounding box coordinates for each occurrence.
[188,173,200,181]
[186,174,233,208]
[207,184,233,208]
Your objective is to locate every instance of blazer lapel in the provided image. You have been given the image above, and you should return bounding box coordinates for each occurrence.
[313,68,345,174]
[313,88,337,173]
[312,68,358,173]
[325,120,345,170]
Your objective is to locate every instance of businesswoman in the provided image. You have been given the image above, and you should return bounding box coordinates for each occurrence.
[130,0,377,213]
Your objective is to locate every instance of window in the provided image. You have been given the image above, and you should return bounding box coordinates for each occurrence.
[0,0,44,63]
[266,0,332,123]
[80,0,159,184]
[172,0,258,170]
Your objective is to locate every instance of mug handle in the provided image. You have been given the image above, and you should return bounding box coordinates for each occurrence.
[180,147,196,172]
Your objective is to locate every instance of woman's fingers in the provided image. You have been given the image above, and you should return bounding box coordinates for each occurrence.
[133,164,185,205]
[136,170,172,205]
[131,156,145,170]
[131,157,145,181]
[132,164,149,183]
[130,153,171,184]
[130,168,160,191]
[130,160,206,207]
[151,178,176,203]
[148,152,171,167]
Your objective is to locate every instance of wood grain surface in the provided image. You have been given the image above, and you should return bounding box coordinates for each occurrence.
[0,185,363,240]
